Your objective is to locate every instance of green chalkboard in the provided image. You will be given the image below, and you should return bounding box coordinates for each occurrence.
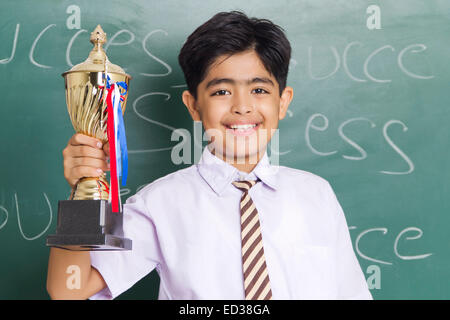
[1,0,449,300]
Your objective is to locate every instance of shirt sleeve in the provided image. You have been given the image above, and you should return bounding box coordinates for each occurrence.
[88,192,162,300]
[325,182,373,300]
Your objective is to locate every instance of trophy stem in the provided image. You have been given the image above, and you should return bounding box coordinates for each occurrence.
[73,173,109,200]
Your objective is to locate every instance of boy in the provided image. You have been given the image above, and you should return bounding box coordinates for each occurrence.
[46,11,371,300]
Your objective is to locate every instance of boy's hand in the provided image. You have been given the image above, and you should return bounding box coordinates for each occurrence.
[62,133,110,188]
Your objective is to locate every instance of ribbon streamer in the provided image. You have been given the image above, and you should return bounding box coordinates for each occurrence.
[104,75,129,213]
[113,81,128,186]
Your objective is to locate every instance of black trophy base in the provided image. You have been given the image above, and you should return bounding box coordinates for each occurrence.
[46,199,132,251]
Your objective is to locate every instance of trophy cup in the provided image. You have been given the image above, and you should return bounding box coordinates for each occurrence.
[46,25,132,251]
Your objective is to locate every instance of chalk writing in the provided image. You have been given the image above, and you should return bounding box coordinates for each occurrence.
[0,23,436,83]
[305,113,414,174]
[29,24,56,69]
[15,192,52,241]
[0,24,19,64]
[352,226,432,265]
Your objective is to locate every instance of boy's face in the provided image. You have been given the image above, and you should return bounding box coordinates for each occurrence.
[182,49,293,170]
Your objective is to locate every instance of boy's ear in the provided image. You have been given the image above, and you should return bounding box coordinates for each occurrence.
[182,90,201,121]
[278,86,294,120]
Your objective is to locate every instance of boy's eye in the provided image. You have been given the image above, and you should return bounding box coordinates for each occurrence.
[252,88,269,94]
[211,89,230,96]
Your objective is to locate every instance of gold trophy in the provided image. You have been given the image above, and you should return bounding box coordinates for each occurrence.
[46,25,132,251]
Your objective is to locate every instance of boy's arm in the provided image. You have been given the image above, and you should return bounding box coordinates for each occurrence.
[46,248,106,300]
[47,133,109,299]
[50,134,161,300]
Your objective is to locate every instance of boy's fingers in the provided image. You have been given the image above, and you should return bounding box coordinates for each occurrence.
[64,160,109,188]
[66,145,107,160]
[103,142,110,157]
[63,134,107,189]
[70,166,105,183]
[69,133,103,149]
[69,157,109,172]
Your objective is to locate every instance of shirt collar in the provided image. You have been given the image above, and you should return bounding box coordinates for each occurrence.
[197,145,279,196]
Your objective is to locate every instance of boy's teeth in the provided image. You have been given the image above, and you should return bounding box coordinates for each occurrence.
[229,124,257,129]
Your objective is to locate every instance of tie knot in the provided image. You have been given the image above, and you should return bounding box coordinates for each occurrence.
[232,179,259,192]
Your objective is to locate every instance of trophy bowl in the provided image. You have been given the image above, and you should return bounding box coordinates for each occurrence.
[63,71,130,200]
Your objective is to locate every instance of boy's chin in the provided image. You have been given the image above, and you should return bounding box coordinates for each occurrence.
[222,146,265,164]
[209,139,267,163]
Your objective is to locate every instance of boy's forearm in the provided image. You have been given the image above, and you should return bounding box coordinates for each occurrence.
[46,248,104,300]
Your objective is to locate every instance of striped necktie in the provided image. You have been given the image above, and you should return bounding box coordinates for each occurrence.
[232,179,272,300]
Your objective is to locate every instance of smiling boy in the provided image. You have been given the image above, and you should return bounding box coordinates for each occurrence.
[182,48,290,173]
[46,11,371,300]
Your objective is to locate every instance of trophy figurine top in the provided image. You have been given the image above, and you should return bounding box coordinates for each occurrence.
[62,25,131,202]
[67,25,128,74]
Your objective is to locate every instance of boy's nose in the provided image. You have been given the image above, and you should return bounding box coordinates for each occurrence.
[231,92,253,114]
[232,105,252,115]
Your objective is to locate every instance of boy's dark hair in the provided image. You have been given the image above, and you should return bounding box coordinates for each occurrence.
[178,11,291,99]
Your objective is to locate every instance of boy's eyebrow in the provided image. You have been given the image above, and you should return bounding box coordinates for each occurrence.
[205,77,275,89]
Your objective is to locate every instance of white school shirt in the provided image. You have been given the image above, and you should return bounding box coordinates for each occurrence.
[89,146,372,300]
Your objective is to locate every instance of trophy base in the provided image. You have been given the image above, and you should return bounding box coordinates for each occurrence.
[46,199,132,251]
[46,234,132,251]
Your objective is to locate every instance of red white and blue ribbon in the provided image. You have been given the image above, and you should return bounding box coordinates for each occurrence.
[104,74,128,213]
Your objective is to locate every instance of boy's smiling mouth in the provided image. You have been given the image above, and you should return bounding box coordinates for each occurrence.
[224,121,262,136]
